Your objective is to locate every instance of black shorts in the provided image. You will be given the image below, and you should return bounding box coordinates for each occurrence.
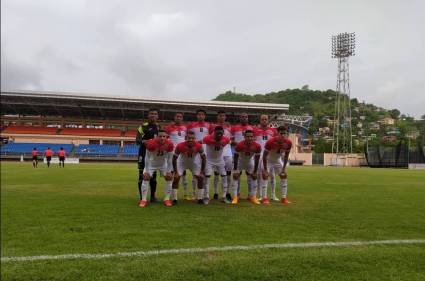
[46,156,52,162]
[59,156,65,162]
[32,156,38,161]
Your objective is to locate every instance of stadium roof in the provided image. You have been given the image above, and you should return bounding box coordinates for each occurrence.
[1,90,289,122]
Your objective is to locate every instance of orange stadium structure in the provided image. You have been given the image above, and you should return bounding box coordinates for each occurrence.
[1,90,296,162]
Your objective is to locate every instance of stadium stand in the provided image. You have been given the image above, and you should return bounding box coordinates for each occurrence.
[1,142,73,155]
[3,126,57,135]
[60,128,122,137]
[75,144,120,156]
[124,130,137,138]
[122,144,138,156]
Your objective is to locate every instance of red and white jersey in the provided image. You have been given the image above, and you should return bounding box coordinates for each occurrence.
[144,138,174,168]
[209,123,232,157]
[187,121,210,142]
[175,141,204,163]
[203,135,231,164]
[235,140,261,163]
[254,126,278,150]
[264,137,292,162]
[165,123,187,146]
[231,124,254,143]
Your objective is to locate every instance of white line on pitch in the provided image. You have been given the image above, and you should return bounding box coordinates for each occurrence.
[2,239,425,263]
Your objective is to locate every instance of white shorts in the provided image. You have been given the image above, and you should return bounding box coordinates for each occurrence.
[234,160,254,174]
[176,160,201,177]
[205,161,226,176]
[143,165,170,177]
[267,160,283,176]
[223,155,233,171]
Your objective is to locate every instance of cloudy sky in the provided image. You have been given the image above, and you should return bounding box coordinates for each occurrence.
[1,0,424,117]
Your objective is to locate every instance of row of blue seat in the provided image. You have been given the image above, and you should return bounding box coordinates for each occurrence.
[1,143,140,156]
[1,143,73,154]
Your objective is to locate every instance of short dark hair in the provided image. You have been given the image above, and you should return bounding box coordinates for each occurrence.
[214,126,224,131]
[277,125,288,132]
[175,112,184,116]
[158,129,167,134]
[196,109,206,114]
[217,111,226,115]
[33,147,37,150]
[148,108,159,113]
[244,130,254,135]
[187,130,195,135]
[60,147,63,150]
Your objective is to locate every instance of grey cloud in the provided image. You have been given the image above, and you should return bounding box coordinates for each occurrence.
[1,0,424,117]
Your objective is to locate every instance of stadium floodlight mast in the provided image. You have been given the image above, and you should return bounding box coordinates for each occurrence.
[331,32,355,165]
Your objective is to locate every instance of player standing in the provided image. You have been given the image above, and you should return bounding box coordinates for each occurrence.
[136,108,160,204]
[262,125,292,205]
[165,113,189,200]
[231,113,254,198]
[139,130,174,208]
[231,130,261,204]
[172,131,207,205]
[187,109,210,198]
[32,147,38,168]
[254,114,278,201]
[44,147,53,168]
[209,111,232,202]
[58,147,66,168]
[203,126,231,204]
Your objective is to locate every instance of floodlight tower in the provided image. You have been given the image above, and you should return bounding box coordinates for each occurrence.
[331,32,355,157]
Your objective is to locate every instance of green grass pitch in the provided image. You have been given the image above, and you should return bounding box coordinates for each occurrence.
[1,162,425,280]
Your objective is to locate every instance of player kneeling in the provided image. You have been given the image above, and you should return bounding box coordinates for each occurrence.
[262,125,292,205]
[139,130,174,208]
[231,130,261,204]
[172,131,206,205]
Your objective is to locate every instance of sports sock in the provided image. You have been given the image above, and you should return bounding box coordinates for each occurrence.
[213,174,219,194]
[172,189,178,201]
[164,181,172,201]
[141,180,149,201]
[280,179,288,199]
[221,175,227,198]
[271,173,276,198]
[232,178,238,197]
[204,177,210,199]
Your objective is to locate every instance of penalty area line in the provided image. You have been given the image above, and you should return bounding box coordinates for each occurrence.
[2,239,425,263]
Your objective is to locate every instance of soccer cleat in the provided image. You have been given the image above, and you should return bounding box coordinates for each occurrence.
[139,200,148,208]
[226,193,232,202]
[197,199,204,205]
[172,199,178,206]
[249,196,261,205]
[203,198,209,205]
[262,197,270,205]
[231,197,239,204]
[281,198,291,205]
[272,195,279,201]
[163,200,173,207]
[213,193,219,200]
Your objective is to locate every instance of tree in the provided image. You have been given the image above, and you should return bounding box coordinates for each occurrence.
[389,109,401,119]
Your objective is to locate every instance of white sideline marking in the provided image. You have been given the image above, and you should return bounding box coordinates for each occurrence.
[2,239,424,263]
